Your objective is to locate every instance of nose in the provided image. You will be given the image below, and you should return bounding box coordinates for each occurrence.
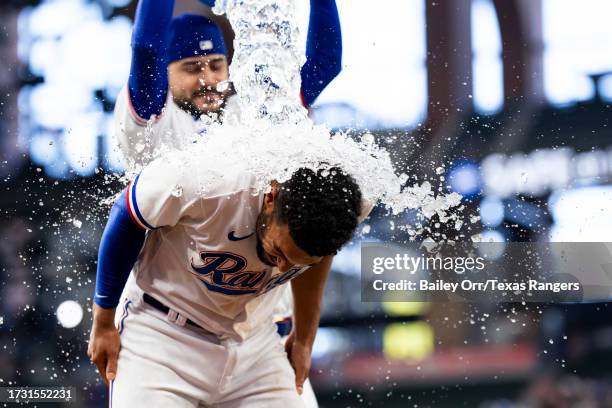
[198,67,223,88]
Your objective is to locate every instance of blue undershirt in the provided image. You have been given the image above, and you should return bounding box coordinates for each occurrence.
[94,190,145,309]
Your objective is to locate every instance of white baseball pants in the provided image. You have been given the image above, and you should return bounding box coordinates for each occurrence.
[110,291,304,408]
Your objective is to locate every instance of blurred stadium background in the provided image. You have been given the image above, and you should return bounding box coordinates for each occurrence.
[1,0,612,406]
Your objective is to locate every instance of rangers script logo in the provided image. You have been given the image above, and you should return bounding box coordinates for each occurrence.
[190,251,308,295]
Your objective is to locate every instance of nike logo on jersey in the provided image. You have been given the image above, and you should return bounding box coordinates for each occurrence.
[228,231,254,241]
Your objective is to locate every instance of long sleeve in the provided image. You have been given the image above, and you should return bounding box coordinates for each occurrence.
[300,0,342,107]
[127,0,175,121]
[94,190,146,309]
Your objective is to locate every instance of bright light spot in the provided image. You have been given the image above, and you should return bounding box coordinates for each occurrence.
[28,39,60,77]
[471,0,504,114]
[299,0,427,128]
[107,0,132,7]
[62,113,101,176]
[549,186,612,241]
[331,241,362,276]
[104,113,126,171]
[21,0,133,178]
[543,0,612,106]
[383,322,434,361]
[449,161,481,196]
[27,0,103,39]
[56,300,84,329]
[30,132,59,166]
[598,74,612,101]
[480,197,504,227]
[476,229,506,260]
[382,301,429,316]
[480,229,505,242]
[311,328,347,359]
[29,83,93,129]
[481,149,573,198]
[60,16,132,90]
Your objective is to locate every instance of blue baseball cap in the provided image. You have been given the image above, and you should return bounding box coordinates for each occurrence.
[167,14,227,63]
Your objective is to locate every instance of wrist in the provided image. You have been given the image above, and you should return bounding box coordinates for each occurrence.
[292,332,315,350]
[92,304,116,328]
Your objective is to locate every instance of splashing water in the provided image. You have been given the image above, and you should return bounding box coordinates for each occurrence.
[197,0,462,220]
[108,0,463,224]
[214,0,307,125]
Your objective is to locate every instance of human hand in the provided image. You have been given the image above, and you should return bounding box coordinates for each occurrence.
[87,306,121,386]
[284,331,312,395]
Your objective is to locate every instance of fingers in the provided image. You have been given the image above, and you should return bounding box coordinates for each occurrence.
[106,352,118,382]
[90,348,119,385]
[89,343,117,385]
[295,368,306,395]
[93,354,109,386]
[88,326,121,387]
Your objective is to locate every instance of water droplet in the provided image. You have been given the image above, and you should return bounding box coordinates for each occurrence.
[216,80,232,93]
[171,185,183,198]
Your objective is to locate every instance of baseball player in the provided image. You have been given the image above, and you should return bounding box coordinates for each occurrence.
[109,0,343,405]
[115,0,342,170]
[88,153,365,406]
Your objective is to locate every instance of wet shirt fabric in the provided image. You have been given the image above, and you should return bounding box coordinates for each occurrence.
[126,154,308,340]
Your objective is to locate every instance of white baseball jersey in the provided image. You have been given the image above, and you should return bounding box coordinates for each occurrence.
[114,86,300,323]
[114,85,210,171]
[125,153,309,340]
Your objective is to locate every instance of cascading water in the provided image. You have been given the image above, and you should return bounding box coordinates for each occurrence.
[214,0,308,125]
[161,0,463,224]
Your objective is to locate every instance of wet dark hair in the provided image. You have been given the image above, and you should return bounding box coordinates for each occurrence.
[274,167,362,257]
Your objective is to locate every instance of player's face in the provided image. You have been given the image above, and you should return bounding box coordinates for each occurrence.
[168,54,229,117]
[255,205,322,273]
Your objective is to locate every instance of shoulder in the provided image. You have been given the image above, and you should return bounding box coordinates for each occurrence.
[137,152,200,197]
[199,164,260,199]
[140,153,260,199]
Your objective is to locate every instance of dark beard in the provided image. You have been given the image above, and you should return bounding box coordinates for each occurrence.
[175,92,227,120]
[255,210,275,267]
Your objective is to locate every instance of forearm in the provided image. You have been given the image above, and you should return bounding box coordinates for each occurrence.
[94,190,146,311]
[291,255,333,347]
[300,0,342,107]
[128,0,175,120]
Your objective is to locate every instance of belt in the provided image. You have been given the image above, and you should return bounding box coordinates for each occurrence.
[142,293,203,330]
